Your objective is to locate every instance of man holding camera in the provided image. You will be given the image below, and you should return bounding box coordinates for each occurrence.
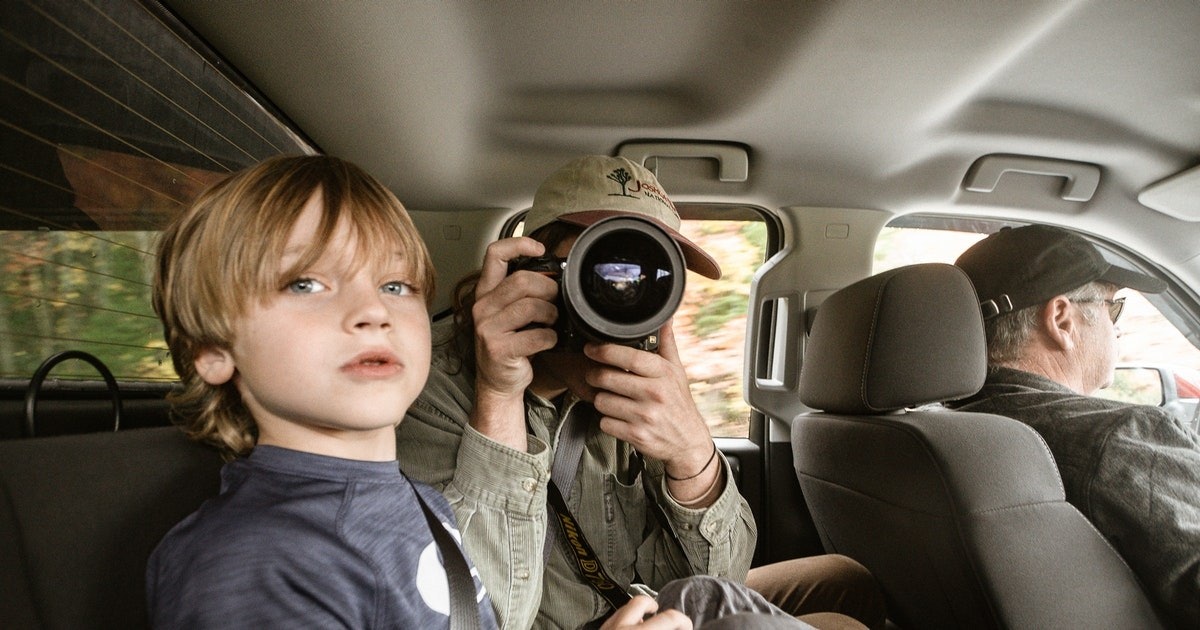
[396,156,883,629]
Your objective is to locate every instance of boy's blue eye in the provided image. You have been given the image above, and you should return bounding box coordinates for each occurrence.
[286,278,328,294]
[381,281,414,296]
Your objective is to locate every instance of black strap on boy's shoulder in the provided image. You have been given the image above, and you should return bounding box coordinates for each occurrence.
[412,485,482,630]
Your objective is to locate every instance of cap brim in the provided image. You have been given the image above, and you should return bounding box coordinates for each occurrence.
[553,210,722,280]
[1101,265,1167,294]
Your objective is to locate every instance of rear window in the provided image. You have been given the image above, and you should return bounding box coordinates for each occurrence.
[1,0,312,382]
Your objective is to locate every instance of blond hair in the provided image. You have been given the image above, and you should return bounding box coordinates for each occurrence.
[153,155,434,457]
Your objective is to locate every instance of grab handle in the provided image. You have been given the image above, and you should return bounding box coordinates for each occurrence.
[23,350,121,437]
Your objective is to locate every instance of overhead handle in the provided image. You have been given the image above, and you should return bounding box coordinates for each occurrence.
[617,141,749,182]
[964,154,1100,202]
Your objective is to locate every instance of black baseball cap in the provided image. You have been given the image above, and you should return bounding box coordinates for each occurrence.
[955,225,1167,319]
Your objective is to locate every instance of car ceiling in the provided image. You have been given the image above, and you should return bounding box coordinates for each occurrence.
[165,1,1200,265]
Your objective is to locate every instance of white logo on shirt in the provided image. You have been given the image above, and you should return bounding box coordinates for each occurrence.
[416,522,487,615]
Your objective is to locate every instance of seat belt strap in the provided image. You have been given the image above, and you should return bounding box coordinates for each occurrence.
[413,484,483,630]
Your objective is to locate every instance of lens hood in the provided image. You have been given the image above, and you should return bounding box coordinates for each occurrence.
[561,216,686,346]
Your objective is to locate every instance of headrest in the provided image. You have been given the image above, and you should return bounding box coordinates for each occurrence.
[800,263,986,414]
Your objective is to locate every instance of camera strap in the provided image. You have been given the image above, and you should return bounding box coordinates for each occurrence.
[547,479,633,611]
[541,398,588,563]
[543,402,632,611]
[541,400,699,614]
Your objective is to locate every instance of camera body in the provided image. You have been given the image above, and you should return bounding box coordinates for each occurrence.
[508,215,687,352]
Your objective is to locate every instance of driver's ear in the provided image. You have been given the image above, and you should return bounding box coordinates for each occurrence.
[194,347,236,385]
[1041,296,1077,351]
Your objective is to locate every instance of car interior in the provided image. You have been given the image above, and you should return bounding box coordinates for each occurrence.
[1,1,1197,628]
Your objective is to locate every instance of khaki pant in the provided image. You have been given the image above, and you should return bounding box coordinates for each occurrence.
[747,555,887,630]
[654,554,885,629]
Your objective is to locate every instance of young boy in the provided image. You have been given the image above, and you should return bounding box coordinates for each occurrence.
[146,155,498,628]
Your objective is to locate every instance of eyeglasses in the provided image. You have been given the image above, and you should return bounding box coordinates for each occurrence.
[1073,297,1126,323]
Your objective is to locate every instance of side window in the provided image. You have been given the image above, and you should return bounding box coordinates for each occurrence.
[676,216,772,438]
[875,219,1200,427]
[0,0,312,383]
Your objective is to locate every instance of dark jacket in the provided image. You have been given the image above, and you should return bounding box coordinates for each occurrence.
[952,366,1200,628]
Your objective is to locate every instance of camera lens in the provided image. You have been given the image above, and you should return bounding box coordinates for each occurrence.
[561,216,686,345]
[581,230,675,324]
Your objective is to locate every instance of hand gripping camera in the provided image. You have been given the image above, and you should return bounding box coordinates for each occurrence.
[508,215,686,351]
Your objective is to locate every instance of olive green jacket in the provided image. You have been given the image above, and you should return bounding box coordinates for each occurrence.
[396,321,757,629]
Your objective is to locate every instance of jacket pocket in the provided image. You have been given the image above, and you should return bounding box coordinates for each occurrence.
[603,472,647,584]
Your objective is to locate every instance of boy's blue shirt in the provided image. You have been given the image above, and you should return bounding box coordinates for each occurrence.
[147,444,497,629]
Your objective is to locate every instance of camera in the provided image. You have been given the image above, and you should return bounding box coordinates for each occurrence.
[508,215,686,351]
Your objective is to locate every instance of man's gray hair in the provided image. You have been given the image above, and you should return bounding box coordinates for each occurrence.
[984,281,1109,365]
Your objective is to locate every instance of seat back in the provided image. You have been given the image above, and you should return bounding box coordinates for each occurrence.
[792,263,1163,629]
[0,427,223,630]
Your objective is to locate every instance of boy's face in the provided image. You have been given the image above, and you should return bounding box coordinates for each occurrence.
[193,193,431,460]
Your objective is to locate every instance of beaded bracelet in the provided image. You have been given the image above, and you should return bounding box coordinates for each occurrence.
[665,442,718,482]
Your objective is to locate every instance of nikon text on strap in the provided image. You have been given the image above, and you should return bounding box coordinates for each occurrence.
[544,402,632,611]
[547,479,632,610]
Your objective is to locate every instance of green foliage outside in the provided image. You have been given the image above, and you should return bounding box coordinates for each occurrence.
[694,294,747,338]
[740,221,767,254]
[686,220,768,338]
[0,231,173,381]
[676,219,767,437]
[1097,368,1163,406]
[686,221,765,340]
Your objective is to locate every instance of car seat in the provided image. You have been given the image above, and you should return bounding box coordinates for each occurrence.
[791,263,1164,628]
[0,427,222,629]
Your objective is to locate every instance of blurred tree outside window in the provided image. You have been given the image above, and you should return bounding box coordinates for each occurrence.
[0,230,170,381]
[676,219,768,438]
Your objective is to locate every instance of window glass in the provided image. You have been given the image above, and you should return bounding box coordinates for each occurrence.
[875,221,1200,423]
[0,230,171,380]
[676,218,769,438]
[0,0,312,382]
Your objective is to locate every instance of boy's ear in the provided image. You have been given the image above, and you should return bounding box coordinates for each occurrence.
[194,347,236,385]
